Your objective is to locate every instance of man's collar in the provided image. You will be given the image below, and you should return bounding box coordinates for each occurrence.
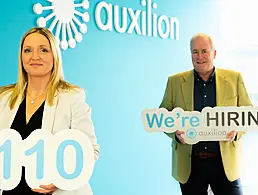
[194,66,215,82]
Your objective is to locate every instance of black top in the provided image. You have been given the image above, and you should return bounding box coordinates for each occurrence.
[192,67,220,155]
[3,97,45,195]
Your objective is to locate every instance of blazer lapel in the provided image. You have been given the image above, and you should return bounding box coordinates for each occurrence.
[216,69,228,106]
[1,95,23,129]
[181,71,194,111]
[42,93,59,133]
[2,106,20,129]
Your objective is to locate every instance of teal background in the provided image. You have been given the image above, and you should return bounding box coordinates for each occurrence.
[1,0,258,194]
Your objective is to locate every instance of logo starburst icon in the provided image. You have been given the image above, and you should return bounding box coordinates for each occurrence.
[186,128,197,139]
[33,0,90,50]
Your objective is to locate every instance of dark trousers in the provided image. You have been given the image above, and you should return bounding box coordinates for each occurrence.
[179,154,243,195]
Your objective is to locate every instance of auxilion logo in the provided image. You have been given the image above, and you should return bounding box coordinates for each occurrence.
[33,0,179,50]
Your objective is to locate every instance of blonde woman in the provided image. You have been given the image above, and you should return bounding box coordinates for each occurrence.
[0,27,100,195]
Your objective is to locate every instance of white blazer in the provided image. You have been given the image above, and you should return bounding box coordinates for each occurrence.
[0,89,100,195]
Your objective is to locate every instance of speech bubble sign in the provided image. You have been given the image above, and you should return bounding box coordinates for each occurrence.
[141,106,257,144]
[0,129,94,191]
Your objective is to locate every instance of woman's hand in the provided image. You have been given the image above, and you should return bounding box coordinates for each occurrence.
[32,183,57,194]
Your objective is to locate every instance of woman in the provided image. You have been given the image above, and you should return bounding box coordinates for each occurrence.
[0,27,100,194]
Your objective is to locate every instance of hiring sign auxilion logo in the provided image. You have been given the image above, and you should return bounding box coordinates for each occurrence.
[142,106,257,144]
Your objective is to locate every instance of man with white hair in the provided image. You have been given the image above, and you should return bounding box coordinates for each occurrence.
[160,33,252,195]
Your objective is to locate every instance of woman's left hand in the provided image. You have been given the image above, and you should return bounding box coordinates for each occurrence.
[32,183,57,194]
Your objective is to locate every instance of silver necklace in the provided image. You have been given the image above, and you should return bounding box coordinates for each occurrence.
[27,92,45,104]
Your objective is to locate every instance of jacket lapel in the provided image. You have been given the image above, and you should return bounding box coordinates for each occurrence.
[181,71,194,111]
[216,69,228,106]
[42,93,59,133]
[3,106,20,129]
[2,95,23,129]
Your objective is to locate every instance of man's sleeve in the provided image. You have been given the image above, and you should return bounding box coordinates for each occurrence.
[159,77,180,143]
[235,72,253,141]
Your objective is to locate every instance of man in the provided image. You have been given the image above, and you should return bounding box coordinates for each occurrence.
[159,33,252,195]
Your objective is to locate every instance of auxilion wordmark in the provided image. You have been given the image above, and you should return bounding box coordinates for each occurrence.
[95,0,179,40]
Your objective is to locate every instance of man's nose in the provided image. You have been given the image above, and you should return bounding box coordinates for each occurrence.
[197,52,203,58]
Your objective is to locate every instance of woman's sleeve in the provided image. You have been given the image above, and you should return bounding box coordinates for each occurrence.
[70,89,100,161]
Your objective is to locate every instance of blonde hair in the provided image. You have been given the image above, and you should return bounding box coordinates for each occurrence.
[190,33,216,51]
[0,27,79,109]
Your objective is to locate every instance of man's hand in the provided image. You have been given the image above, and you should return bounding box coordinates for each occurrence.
[226,130,237,142]
[176,130,186,144]
[32,184,57,194]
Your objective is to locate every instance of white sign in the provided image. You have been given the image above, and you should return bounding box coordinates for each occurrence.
[0,129,94,191]
[141,106,257,144]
